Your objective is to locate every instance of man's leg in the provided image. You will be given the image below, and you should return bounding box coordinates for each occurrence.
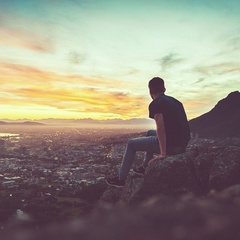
[119,132,159,180]
[143,130,158,167]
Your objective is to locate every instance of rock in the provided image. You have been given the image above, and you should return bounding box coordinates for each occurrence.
[100,139,240,206]
[209,146,240,190]
[118,176,144,206]
[136,151,200,202]
[3,185,240,240]
[99,186,123,206]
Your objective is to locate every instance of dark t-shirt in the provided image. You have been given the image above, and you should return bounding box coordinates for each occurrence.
[149,94,190,150]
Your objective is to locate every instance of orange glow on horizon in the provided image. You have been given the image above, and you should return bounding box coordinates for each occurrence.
[0,62,149,120]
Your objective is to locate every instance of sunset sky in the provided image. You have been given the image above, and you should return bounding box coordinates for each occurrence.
[0,0,239,121]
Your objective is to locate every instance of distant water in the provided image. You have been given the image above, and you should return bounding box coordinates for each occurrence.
[0,133,19,137]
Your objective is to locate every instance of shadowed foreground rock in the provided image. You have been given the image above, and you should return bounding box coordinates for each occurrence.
[3,185,240,240]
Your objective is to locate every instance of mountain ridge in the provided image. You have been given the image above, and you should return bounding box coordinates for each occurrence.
[0,121,44,126]
[189,91,240,137]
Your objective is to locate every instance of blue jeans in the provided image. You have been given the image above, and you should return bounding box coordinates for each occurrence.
[119,130,186,180]
[119,130,159,180]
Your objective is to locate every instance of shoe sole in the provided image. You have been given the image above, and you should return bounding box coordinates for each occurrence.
[106,181,125,188]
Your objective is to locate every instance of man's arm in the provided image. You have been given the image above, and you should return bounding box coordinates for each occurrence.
[148,113,166,165]
[154,113,167,157]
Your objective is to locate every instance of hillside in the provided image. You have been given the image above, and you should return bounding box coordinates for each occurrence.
[189,91,240,137]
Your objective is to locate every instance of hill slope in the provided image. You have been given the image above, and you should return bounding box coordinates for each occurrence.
[189,91,240,137]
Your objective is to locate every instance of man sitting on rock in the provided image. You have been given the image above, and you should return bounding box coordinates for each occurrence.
[106,77,190,187]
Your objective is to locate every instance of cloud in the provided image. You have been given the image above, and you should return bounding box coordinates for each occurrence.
[127,68,141,75]
[212,30,240,57]
[194,62,240,76]
[225,35,240,51]
[4,87,147,118]
[0,62,129,88]
[0,62,148,119]
[157,53,184,71]
[0,15,54,53]
[67,51,86,65]
[83,92,147,118]
[193,78,206,84]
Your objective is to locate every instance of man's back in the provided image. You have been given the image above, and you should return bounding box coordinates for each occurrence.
[149,94,190,151]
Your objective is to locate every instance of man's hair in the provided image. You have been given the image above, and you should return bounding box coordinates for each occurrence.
[148,77,165,94]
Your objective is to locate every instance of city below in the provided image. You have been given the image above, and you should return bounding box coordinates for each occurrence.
[0,125,146,190]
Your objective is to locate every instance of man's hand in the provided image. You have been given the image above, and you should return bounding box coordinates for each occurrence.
[148,154,166,165]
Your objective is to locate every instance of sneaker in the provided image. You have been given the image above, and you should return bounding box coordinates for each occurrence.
[132,165,146,176]
[106,177,125,188]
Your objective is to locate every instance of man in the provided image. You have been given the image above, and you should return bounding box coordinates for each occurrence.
[106,77,190,187]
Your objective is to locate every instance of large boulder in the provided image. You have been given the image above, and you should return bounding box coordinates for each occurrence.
[194,145,240,192]
[100,139,240,206]
[137,151,199,201]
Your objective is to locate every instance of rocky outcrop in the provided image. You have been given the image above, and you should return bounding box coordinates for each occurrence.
[189,91,240,137]
[100,138,240,206]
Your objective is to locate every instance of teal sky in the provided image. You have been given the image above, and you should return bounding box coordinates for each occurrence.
[0,0,239,120]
